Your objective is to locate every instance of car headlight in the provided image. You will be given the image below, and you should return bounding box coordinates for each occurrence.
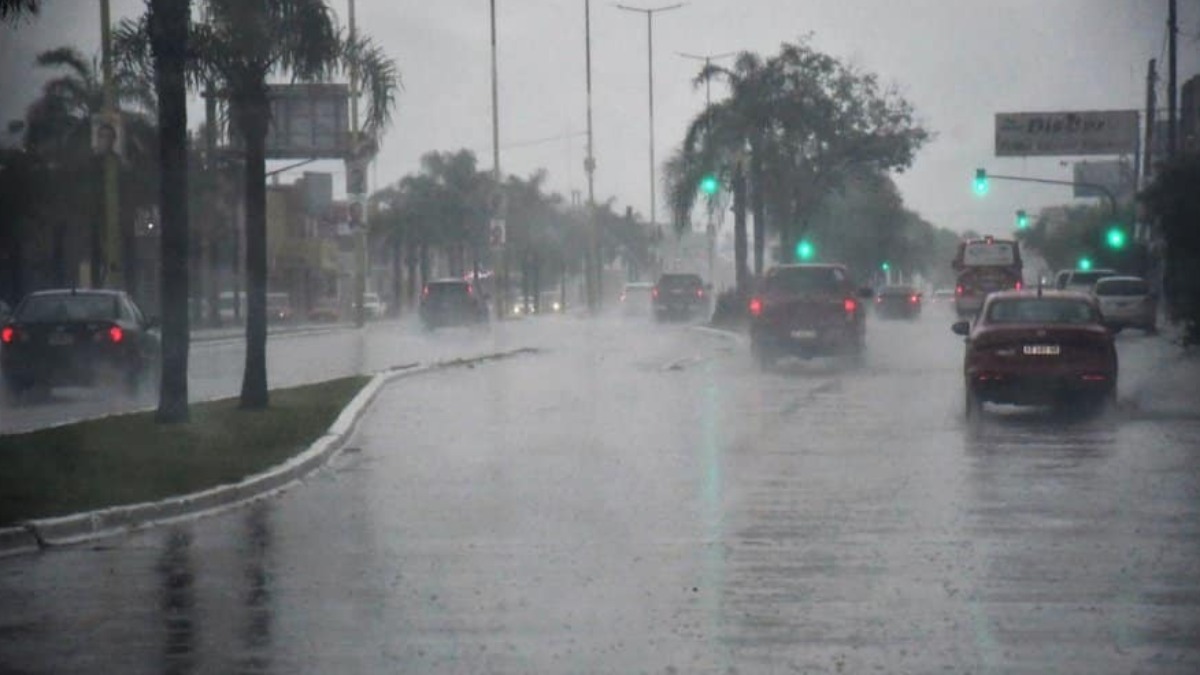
[552,302,561,312]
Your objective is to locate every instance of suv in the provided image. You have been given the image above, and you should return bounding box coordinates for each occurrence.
[652,273,707,320]
[419,280,488,330]
[748,264,872,368]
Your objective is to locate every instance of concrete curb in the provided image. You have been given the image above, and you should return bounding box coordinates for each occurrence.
[0,347,538,558]
[690,324,747,346]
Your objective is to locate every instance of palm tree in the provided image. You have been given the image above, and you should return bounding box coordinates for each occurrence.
[148,0,191,423]
[0,0,38,23]
[118,0,399,410]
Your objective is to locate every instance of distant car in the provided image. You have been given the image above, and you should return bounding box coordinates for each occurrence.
[266,292,294,323]
[874,285,922,320]
[420,279,488,329]
[1,289,160,397]
[748,264,872,368]
[1093,276,1157,333]
[952,289,1117,417]
[652,273,707,321]
[539,291,566,314]
[510,295,537,317]
[930,288,956,306]
[619,282,654,316]
[307,303,340,323]
[1055,268,1118,293]
[356,292,387,320]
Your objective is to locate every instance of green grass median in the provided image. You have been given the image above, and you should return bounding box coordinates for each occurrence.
[0,376,370,526]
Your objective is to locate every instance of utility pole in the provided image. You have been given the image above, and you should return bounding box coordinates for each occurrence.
[1167,0,1178,159]
[490,0,505,320]
[1144,59,1157,185]
[349,0,368,327]
[100,0,122,290]
[679,50,735,285]
[584,0,599,312]
[617,3,684,234]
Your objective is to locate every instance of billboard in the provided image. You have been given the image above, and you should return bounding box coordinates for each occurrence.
[264,84,350,159]
[995,110,1139,157]
[1073,160,1135,200]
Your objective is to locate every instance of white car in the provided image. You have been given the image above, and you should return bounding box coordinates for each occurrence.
[360,293,387,319]
[1094,276,1157,333]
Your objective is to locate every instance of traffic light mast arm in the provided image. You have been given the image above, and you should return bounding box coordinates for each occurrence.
[985,173,1117,217]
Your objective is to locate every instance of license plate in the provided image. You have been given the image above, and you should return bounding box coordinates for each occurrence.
[1023,344,1060,355]
[47,333,74,346]
[790,329,818,340]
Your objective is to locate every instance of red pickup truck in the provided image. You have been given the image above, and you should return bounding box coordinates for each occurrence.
[748,264,874,369]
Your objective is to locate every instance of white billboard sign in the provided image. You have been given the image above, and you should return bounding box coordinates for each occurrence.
[995,110,1139,157]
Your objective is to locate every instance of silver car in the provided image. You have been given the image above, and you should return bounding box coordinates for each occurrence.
[1094,276,1157,333]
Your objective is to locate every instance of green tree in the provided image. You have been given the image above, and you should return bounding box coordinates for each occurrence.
[119,0,400,409]
[0,0,38,23]
[1141,152,1200,344]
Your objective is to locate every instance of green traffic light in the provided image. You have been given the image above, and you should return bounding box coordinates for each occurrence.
[1016,209,1029,229]
[973,168,989,196]
[1078,257,1093,271]
[699,174,719,196]
[881,261,891,272]
[1106,227,1127,249]
[795,239,815,261]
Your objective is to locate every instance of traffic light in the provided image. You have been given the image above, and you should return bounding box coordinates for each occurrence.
[795,239,815,261]
[973,168,989,196]
[1105,226,1127,250]
[1078,257,1093,271]
[1016,209,1029,230]
[699,173,719,196]
[881,261,891,272]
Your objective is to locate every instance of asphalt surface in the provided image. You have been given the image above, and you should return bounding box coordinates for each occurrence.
[2,309,1199,673]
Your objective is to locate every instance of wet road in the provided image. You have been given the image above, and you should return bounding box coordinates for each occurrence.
[2,310,1199,673]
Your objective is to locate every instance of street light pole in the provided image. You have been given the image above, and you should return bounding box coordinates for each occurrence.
[100,0,121,290]
[490,0,505,320]
[617,3,684,234]
[584,0,599,312]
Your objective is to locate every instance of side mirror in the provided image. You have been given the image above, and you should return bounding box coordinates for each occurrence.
[857,287,875,299]
[951,320,970,337]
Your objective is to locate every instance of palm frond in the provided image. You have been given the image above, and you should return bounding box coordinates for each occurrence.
[0,0,39,24]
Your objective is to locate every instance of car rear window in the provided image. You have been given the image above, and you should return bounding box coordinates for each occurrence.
[657,275,702,290]
[1094,279,1149,296]
[764,267,845,293]
[17,294,120,322]
[986,298,1099,325]
[425,283,471,298]
[880,286,917,296]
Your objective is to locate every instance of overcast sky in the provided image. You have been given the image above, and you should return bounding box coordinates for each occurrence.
[2,0,1198,236]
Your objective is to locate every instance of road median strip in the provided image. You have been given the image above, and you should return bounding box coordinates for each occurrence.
[0,347,540,557]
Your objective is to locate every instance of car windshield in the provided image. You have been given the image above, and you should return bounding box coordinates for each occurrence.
[1094,279,1150,296]
[16,294,120,322]
[986,298,1099,325]
[765,267,845,293]
[5,4,1200,673]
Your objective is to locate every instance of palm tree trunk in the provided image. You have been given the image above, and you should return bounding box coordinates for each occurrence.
[236,87,270,410]
[390,231,402,316]
[750,151,766,277]
[150,0,191,423]
[732,161,749,296]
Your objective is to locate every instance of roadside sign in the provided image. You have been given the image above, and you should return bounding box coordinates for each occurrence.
[489,218,506,247]
[345,157,368,196]
[261,84,350,159]
[995,110,1139,157]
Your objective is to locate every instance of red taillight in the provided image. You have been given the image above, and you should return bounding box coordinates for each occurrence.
[620,293,627,302]
[421,286,430,298]
[1,326,13,344]
[466,284,474,297]
[1014,281,1023,290]
[956,285,964,296]
[652,287,659,299]
[108,326,124,343]
[696,288,704,298]
[909,294,919,304]
[843,298,857,313]
[748,298,763,317]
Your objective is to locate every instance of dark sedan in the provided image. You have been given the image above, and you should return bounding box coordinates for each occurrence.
[874,285,922,319]
[1,289,160,397]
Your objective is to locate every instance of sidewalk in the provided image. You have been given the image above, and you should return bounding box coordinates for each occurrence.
[1121,321,1200,419]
